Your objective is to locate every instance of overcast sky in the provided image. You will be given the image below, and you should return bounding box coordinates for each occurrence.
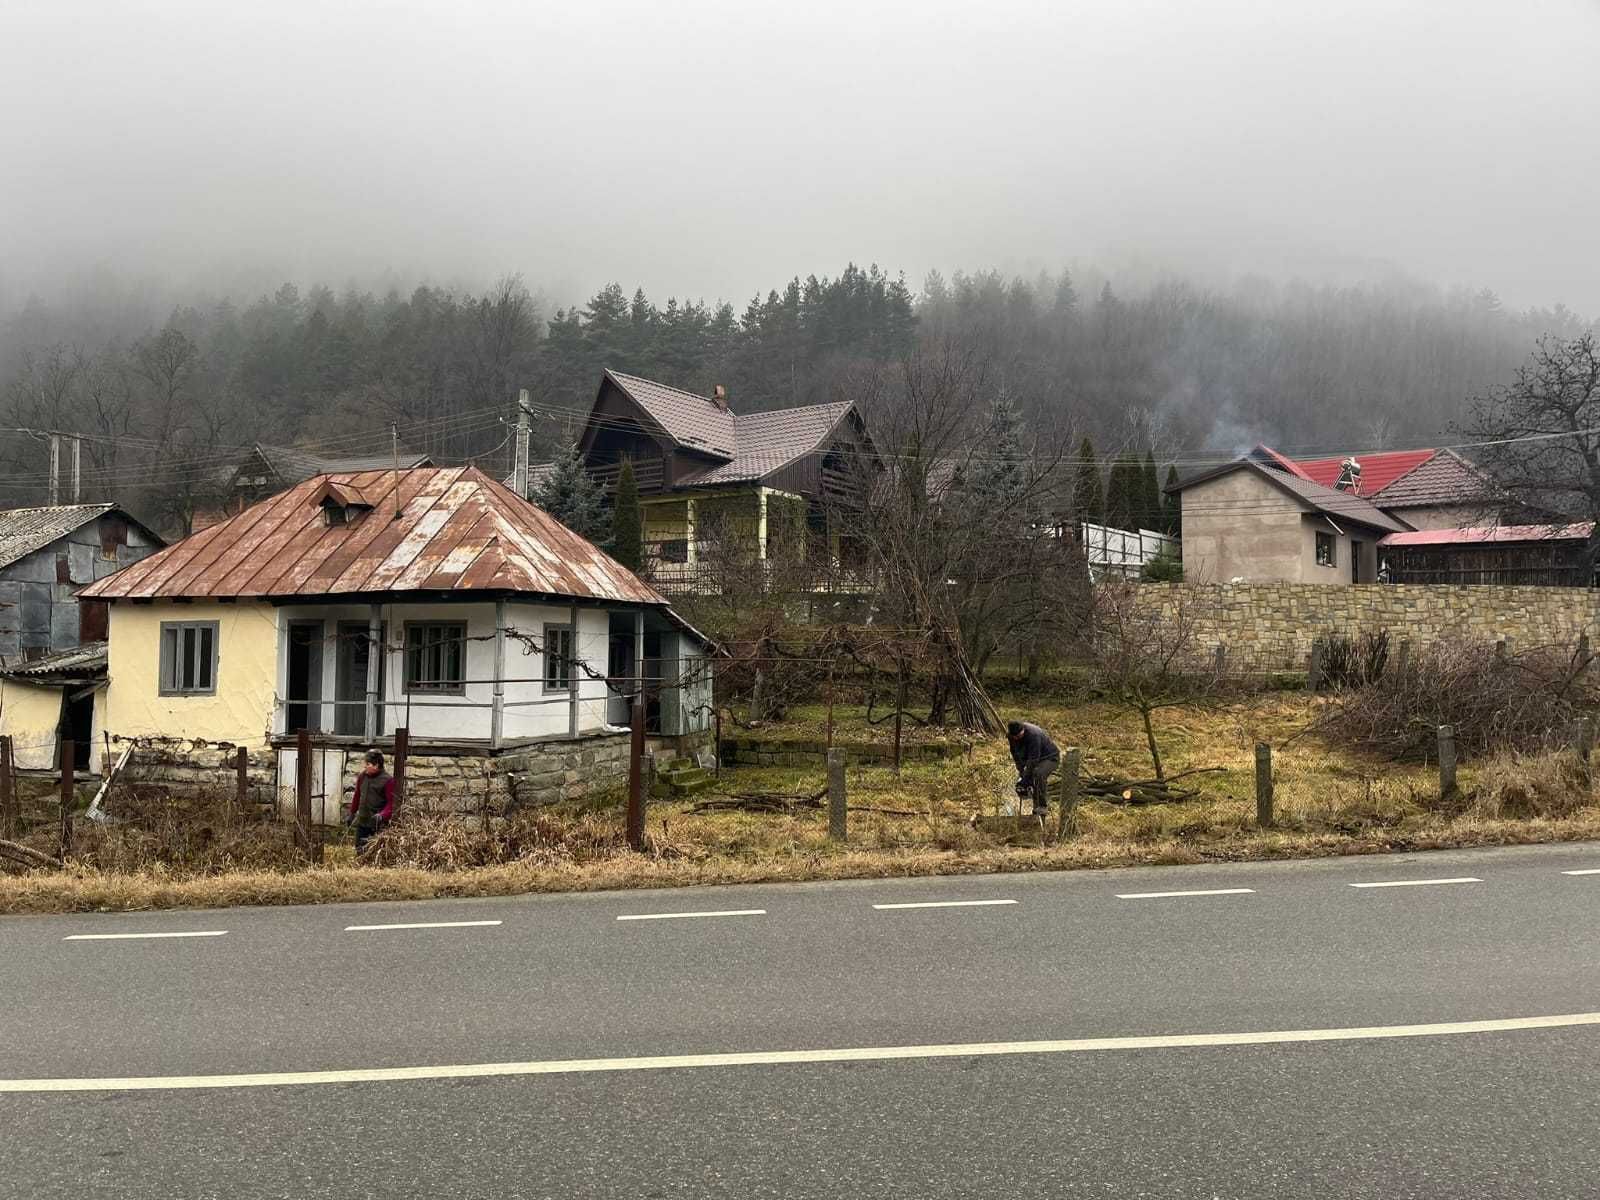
[3,0,1597,314]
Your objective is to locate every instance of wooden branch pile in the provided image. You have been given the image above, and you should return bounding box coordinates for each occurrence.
[1079,767,1223,806]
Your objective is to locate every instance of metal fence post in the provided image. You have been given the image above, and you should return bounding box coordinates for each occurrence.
[1574,717,1595,782]
[1055,747,1082,841]
[827,748,847,841]
[1438,725,1458,799]
[234,746,248,820]
[59,739,75,859]
[1307,639,1325,691]
[1255,742,1274,829]
[626,697,646,851]
[393,726,409,811]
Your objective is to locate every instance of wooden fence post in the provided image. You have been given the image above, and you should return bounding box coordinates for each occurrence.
[234,746,248,820]
[1307,639,1325,691]
[893,667,906,776]
[1573,717,1595,783]
[59,739,75,859]
[1055,747,1082,841]
[295,728,314,862]
[1438,725,1458,799]
[827,748,847,842]
[393,726,409,811]
[1396,638,1411,677]
[1578,631,1591,677]
[0,735,14,841]
[1213,644,1228,676]
[1255,742,1274,829]
[625,698,646,851]
[1495,639,1509,664]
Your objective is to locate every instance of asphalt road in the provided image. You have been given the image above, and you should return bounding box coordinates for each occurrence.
[6,842,1600,1198]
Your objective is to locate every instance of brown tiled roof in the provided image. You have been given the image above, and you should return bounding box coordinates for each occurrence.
[1172,459,1410,533]
[81,466,666,606]
[1369,450,1491,508]
[607,371,736,458]
[683,402,854,486]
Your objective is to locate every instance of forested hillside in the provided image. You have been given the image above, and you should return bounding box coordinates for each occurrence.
[0,262,1590,533]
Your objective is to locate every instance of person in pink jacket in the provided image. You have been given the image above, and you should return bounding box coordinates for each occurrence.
[345,749,396,853]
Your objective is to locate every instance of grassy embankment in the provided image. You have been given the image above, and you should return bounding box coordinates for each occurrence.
[3,693,1597,914]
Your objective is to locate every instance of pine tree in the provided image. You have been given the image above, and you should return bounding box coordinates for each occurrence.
[1164,464,1181,538]
[1073,437,1102,526]
[1141,449,1161,532]
[531,445,609,546]
[610,459,643,572]
[970,394,1027,508]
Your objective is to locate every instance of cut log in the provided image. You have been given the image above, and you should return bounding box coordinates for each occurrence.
[0,838,63,870]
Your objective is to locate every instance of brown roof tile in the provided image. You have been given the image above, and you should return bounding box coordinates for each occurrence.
[683,402,854,486]
[608,371,737,458]
[1369,449,1491,507]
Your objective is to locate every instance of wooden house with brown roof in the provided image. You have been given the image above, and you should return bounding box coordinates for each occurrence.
[573,370,879,591]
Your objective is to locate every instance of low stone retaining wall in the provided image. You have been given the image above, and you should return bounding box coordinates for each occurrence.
[1132,583,1600,666]
[101,740,276,805]
[719,737,965,768]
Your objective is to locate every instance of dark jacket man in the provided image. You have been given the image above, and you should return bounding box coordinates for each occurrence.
[1008,721,1060,816]
[346,750,397,852]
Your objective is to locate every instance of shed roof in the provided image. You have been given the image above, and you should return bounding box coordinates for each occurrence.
[606,371,737,458]
[1379,522,1594,547]
[683,402,855,486]
[0,640,108,681]
[81,466,667,605]
[0,504,161,571]
[253,444,433,485]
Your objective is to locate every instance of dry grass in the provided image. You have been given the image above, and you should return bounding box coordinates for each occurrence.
[5,692,1599,915]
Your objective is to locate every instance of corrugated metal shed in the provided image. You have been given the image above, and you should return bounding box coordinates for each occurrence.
[81,466,668,606]
[0,640,107,680]
[0,504,130,570]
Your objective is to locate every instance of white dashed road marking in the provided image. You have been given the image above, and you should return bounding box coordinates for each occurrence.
[615,909,766,922]
[1562,869,1600,876]
[343,920,503,932]
[1115,888,1255,900]
[1348,877,1482,889]
[63,930,228,941]
[872,899,1019,910]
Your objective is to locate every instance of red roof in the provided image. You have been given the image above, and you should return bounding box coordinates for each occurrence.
[80,466,667,605]
[1379,522,1593,547]
[1293,449,1436,496]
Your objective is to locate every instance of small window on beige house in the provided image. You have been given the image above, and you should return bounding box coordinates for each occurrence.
[1315,530,1336,568]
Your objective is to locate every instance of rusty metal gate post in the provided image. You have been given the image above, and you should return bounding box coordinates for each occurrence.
[59,739,75,859]
[0,735,15,840]
[625,698,646,851]
[393,726,409,812]
[234,746,248,821]
[295,728,315,862]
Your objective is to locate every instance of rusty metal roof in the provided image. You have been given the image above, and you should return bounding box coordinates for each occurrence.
[81,466,668,606]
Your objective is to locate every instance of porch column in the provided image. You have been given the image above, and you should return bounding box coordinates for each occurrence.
[363,604,381,742]
[757,488,769,561]
[569,602,580,737]
[685,498,697,565]
[491,599,506,749]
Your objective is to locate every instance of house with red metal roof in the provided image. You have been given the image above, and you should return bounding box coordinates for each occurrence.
[1168,442,1587,585]
[571,370,879,592]
[79,466,715,819]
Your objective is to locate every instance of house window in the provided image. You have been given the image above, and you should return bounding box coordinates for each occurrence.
[544,624,575,693]
[657,538,688,564]
[160,621,219,695]
[404,622,466,693]
[1315,531,1337,567]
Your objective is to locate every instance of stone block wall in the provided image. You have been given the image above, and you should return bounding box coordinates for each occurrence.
[104,740,276,805]
[1132,583,1600,665]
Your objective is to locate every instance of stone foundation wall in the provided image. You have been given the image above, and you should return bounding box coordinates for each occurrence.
[103,740,276,805]
[1132,583,1600,665]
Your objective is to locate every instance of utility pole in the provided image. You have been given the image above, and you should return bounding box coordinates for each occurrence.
[70,437,81,503]
[48,434,60,506]
[513,389,531,498]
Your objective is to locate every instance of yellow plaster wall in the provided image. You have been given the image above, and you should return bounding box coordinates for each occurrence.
[105,602,279,748]
[0,679,65,770]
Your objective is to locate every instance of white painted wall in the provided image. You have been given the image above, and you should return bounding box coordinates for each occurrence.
[502,602,612,740]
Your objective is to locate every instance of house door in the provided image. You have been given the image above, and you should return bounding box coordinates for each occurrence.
[335,621,385,737]
[1351,541,1363,584]
[286,621,324,733]
[62,690,94,772]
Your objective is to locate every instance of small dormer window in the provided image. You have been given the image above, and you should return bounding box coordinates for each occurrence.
[322,499,348,527]
[311,479,375,527]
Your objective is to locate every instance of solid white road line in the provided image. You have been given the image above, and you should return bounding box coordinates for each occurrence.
[615,909,766,922]
[1115,888,1255,900]
[62,930,228,941]
[1348,877,1483,889]
[872,899,1018,910]
[7,1011,1598,1094]
[343,920,503,932]
[1562,869,1600,876]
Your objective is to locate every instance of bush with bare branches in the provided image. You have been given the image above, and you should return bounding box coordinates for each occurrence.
[1317,639,1597,761]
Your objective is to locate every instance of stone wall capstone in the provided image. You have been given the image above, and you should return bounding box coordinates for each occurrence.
[1131,583,1600,666]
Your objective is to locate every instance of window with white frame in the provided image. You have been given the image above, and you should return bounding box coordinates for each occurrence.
[404,622,466,693]
[544,624,574,692]
[159,621,218,695]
